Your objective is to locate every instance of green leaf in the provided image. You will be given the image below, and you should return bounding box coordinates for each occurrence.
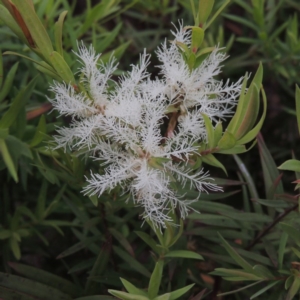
[233,154,262,214]
[54,10,68,56]
[113,246,151,278]
[202,113,214,148]
[0,77,37,129]
[0,286,37,300]
[0,62,18,102]
[201,153,227,175]
[120,278,147,297]
[0,4,28,45]
[286,276,300,300]
[30,114,47,147]
[135,231,160,254]
[13,0,54,59]
[236,86,267,145]
[220,211,272,222]
[74,296,115,300]
[211,268,262,281]
[108,290,149,300]
[8,263,81,297]
[78,0,119,36]
[97,23,122,53]
[217,131,236,150]
[148,260,164,299]
[0,229,11,240]
[213,121,223,146]
[218,233,254,273]
[257,134,284,200]
[153,294,170,300]
[168,284,194,300]
[218,281,263,297]
[191,27,204,51]
[280,223,300,244]
[278,159,300,172]
[100,41,130,64]
[109,228,135,257]
[0,138,18,182]
[164,250,203,260]
[197,0,214,26]
[278,232,288,269]
[0,272,72,300]
[205,0,230,29]
[252,265,274,279]
[85,245,111,294]
[250,281,281,299]
[50,51,75,84]
[296,85,300,134]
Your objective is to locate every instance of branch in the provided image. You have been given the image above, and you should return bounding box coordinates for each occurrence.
[246,203,298,250]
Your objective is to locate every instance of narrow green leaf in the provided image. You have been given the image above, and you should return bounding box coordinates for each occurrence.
[54,10,68,56]
[168,284,195,300]
[280,223,300,244]
[202,113,214,148]
[153,294,170,300]
[201,153,227,175]
[50,51,75,84]
[0,62,18,102]
[191,27,204,50]
[0,272,72,300]
[0,77,37,129]
[213,121,223,147]
[218,233,254,273]
[148,260,164,299]
[168,219,184,248]
[135,231,160,254]
[113,246,151,278]
[220,211,272,222]
[85,246,111,294]
[250,281,281,299]
[252,265,274,279]
[13,0,54,59]
[217,131,236,150]
[108,290,149,300]
[236,86,267,145]
[218,281,263,297]
[205,0,230,29]
[3,51,58,75]
[97,23,122,53]
[197,0,214,26]
[0,5,28,45]
[0,139,18,182]
[286,277,300,300]
[0,229,11,240]
[100,41,130,64]
[211,268,262,280]
[164,250,203,260]
[0,286,37,300]
[278,232,288,269]
[74,296,115,300]
[233,154,262,214]
[296,85,300,134]
[8,263,81,297]
[30,115,47,147]
[109,228,135,257]
[278,159,300,172]
[257,134,284,201]
[120,278,147,297]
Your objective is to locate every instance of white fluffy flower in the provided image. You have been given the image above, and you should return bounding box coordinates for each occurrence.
[49,22,244,228]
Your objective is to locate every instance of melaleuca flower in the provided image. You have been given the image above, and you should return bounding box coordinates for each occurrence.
[48,22,244,228]
[156,22,244,141]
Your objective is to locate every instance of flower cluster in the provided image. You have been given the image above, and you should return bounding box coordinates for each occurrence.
[49,23,244,228]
